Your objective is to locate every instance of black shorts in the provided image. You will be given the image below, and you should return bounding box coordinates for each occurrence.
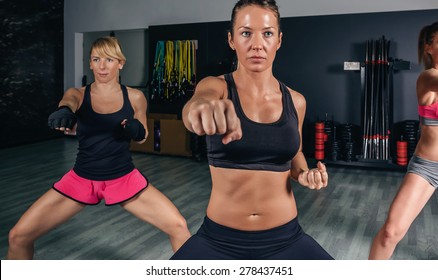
[171,216,333,260]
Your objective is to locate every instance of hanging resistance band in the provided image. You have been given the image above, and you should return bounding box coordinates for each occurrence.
[151,41,165,100]
[165,41,174,100]
[151,40,197,101]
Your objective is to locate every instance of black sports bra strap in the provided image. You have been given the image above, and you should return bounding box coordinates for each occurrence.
[278,81,298,119]
[224,73,234,100]
[120,84,129,102]
[83,84,91,102]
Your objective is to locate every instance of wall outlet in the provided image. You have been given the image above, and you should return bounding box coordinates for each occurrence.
[344,61,361,71]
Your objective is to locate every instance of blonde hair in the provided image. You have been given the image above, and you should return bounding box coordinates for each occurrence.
[90,36,126,63]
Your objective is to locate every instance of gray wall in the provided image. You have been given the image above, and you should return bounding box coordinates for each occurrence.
[274,10,438,124]
[63,0,438,126]
[64,0,438,88]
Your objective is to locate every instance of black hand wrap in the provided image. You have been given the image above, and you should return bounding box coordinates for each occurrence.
[115,119,146,141]
[48,106,77,130]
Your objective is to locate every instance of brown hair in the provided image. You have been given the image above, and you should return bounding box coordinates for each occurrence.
[418,22,438,69]
[229,0,281,37]
[90,36,126,63]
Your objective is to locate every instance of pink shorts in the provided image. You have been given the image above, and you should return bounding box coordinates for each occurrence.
[53,169,149,206]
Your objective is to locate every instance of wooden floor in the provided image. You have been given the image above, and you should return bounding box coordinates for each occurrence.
[0,137,437,260]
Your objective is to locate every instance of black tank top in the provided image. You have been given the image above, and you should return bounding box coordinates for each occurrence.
[73,84,135,180]
[206,73,300,172]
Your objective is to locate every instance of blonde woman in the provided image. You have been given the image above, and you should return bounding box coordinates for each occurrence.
[7,37,190,259]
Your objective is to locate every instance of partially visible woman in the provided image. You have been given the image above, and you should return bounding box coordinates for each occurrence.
[7,37,190,259]
[369,22,438,259]
[171,0,332,260]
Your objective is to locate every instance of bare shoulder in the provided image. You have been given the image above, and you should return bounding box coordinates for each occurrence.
[65,86,84,94]
[199,75,227,85]
[64,87,84,100]
[417,69,438,86]
[195,75,228,99]
[286,86,306,110]
[126,86,147,102]
[417,69,438,102]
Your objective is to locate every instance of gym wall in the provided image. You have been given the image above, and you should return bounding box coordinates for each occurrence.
[0,0,63,148]
[1,3,436,150]
[147,21,235,118]
[145,9,437,158]
[147,9,438,126]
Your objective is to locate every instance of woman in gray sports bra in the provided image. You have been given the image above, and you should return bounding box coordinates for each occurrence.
[369,21,438,259]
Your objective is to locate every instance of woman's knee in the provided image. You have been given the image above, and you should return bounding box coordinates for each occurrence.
[8,225,34,247]
[168,215,189,235]
[380,222,408,246]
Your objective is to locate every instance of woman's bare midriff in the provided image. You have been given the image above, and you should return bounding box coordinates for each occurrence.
[206,166,298,231]
[415,125,438,161]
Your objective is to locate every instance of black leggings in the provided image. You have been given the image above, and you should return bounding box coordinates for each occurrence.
[171,216,334,260]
